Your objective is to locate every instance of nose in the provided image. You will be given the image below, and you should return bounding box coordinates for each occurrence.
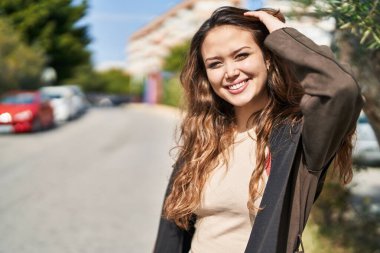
[225,63,239,79]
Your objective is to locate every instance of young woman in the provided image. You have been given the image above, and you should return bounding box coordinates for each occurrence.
[154,6,363,253]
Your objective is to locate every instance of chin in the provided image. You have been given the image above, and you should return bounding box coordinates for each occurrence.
[226,95,255,107]
[229,100,253,108]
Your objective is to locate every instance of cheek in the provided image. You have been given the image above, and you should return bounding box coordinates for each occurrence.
[206,69,224,89]
[242,57,267,73]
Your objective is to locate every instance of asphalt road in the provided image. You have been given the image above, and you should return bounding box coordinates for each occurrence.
[0,104,180,253]
[0,104,379,252]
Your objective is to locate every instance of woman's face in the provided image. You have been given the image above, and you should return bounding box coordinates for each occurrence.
[201,25,269,111]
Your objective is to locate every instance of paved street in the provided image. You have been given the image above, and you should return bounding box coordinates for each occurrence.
[0,104,180,253]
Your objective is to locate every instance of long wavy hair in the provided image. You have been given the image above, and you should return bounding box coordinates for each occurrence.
[163,6,355,230]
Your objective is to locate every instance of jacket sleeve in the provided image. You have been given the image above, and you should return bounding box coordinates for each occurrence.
[153,217,192,253]
[264,28,364,171]
[153,162,194,253]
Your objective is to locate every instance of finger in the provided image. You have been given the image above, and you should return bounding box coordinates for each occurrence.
[243,10,261,15]
[244,11,268,19]
[244,11,274,24]
[243,10,287,33]
[243,11,258,16]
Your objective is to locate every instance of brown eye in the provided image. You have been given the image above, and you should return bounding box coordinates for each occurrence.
[208,62,221,69]
[236,53,249,60]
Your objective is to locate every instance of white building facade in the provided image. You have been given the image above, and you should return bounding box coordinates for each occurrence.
[126,0,243,76]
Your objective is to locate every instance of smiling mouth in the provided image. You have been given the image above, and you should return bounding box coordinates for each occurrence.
[228,80,247,90]
[227,79,249,90]
[225,79,250,93]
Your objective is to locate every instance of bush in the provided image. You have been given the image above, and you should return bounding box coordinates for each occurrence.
[306,168,380,252]
[161,76,183,107]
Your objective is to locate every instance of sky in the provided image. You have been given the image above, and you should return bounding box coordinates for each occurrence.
[84,0,263,71]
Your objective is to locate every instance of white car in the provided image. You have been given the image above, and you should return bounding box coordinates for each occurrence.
[41,85,88,124]
[63,84,88,117]
[353,112,380,167]
[40,86,74,123]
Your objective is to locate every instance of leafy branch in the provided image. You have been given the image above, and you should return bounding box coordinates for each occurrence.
[293,0,380,49]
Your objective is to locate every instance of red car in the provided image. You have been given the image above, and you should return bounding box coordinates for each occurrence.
[0,91,54,133]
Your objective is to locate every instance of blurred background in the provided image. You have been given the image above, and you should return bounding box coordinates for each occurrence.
[0,0,379,252]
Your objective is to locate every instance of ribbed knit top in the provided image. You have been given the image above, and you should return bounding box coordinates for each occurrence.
[190,130,269,253]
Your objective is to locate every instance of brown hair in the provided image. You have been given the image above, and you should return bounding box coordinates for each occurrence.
[163,6,354,230]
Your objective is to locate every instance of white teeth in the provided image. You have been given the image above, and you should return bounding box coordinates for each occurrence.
[228,80,246,90]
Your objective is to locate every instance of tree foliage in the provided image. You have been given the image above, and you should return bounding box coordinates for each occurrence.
[163,41,190,73]
[328,0,380,49]
[0,0,91,82]
[294,0,380,49]
[161,42,189,107]
[162,76,183,107]
[66,66,132,95]
[0,18,45,93]
[99,69,131,94]
[64,64,105,92]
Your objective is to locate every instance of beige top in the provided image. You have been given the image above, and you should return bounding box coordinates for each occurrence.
[190,130,268,253]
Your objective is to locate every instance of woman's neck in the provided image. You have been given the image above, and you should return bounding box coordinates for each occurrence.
[234,95,269,132]
[235,107,256,132]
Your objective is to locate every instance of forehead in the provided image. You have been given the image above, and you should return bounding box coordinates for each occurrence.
[201,25,260,57]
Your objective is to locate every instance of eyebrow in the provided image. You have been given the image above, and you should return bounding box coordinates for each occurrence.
[204,46,251,62]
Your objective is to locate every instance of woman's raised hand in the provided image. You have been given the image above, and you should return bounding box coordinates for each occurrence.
[244,11,288,33]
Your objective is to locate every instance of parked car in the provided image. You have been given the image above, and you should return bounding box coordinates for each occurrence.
[40,86,74,123]
[0,91,54,133]
[63,84,89,117]
[86,93,131,107]
[353,112,380,167]
[41,85,88,123]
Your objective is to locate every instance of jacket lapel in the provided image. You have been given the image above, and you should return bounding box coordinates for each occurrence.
[245,122,302,253]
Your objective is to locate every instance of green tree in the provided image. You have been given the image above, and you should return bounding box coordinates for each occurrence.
[64,64,105,92]
[0,18,45,93]
[99,69,131,94]
[291,0,380,144]
[0,0,91,82]
[162,76,183,107]
[66,67,132,95]
[161,42,189,107]
[163,41,190,73]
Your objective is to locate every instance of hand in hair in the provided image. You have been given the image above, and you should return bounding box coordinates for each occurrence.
[244,10,288,33]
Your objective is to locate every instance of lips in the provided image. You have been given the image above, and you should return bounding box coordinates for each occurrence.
[225,79,249,94]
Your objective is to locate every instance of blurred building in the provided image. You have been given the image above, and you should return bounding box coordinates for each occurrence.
[126,0,244,77]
